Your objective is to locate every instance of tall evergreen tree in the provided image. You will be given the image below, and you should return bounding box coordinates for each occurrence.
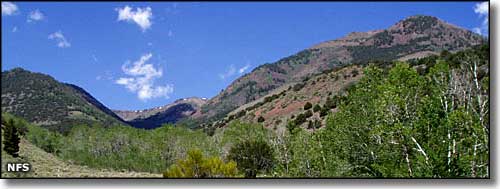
[3,118,20,158]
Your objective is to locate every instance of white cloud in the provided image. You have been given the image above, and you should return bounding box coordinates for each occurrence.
[474,2,488,16]
[473,2,489,36]
[48,31,71,48]
[27,9,45,22]
[12,26,17,33]
[116,53,173,101]
[116,6,152,31]
[472,27,482,35]
[220,64,251,79]
[219,64,236,80]
[238,64,250,74]
[2,2,18,16]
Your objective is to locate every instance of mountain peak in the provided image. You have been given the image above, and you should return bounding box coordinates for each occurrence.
[311,15,484,51]
[389,15,442,33]
[9,67,29,73]
[4,67,32,76]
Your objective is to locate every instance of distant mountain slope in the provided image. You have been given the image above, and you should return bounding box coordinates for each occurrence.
[227,65,363,132]
[113,97,207,129]
[1,68,127,133]
[194,15,486,124]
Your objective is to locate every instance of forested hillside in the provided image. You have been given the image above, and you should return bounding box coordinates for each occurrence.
[1,68,127,133]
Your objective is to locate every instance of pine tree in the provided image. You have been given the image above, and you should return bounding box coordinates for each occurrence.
[3,118,20,158]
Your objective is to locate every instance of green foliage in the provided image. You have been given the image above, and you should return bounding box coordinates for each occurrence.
[303,102,312,110]
[287,130,326,177]
[55,124,218,173]
[293,112,308,126]
[257,116,265,123]
[218,121,272,148]
[313,104,321,113]
[163,149,238,178]
[228,140,275,178]
[373,31,394,46]
[2,113,28,136]
[263,94,280,103]
[322,49,489,178]
[319,107,329,117]
[1,69,125,134]
[25,124,62,154]
[292,82,305,91]
[2,118,20,157]
[304,110,313,118]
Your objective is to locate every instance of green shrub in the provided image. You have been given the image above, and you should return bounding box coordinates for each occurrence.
[257,116,265,123]
[304,110,313,118]
[303,102,312,110]
[228,140,275,178]
[313,104,321,113]
[163,149,238,178]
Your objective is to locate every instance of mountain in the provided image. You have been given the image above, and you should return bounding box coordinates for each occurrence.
[223,65,363,133]
[1,15,486,131]
[113,97,207,129]
[1,68,127,133]
[193,15,486,125]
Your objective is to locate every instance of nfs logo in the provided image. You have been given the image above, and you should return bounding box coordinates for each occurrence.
[6,163,31,172]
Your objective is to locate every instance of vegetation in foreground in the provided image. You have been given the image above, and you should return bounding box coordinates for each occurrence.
[1,120,161,178]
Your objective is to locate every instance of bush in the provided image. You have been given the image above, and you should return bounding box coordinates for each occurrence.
[163,149,238,178]
[286,121,297,133]
[228,140,275,178]
[304,110,313,118]
[294,113,307,126]
[324,96,338,109]
[351,69,359,77]
[257,116,265,123]
[313,104,321,113]
[292,83,305,91]
[236,110,246,118]
[307,121,314,129]
[303,102,312,110]
[320,108,329,117]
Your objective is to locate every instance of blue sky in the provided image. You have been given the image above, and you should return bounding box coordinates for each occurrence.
[1,2,488,110]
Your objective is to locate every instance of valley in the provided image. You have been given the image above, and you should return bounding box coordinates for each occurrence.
[1,15,489,178]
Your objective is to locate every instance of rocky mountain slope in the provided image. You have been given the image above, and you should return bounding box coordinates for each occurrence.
[113,97,207,129]
[226,65,363,133]
[193,15,486,125]
[1,68,127,133]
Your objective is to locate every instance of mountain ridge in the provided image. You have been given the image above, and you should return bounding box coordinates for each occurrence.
[112,97,208,129]
[192,15,486,126]
[1,68,128,133]
[1,15,486,131]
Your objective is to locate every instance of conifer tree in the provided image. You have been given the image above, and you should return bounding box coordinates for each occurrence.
[3,118,20,158]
